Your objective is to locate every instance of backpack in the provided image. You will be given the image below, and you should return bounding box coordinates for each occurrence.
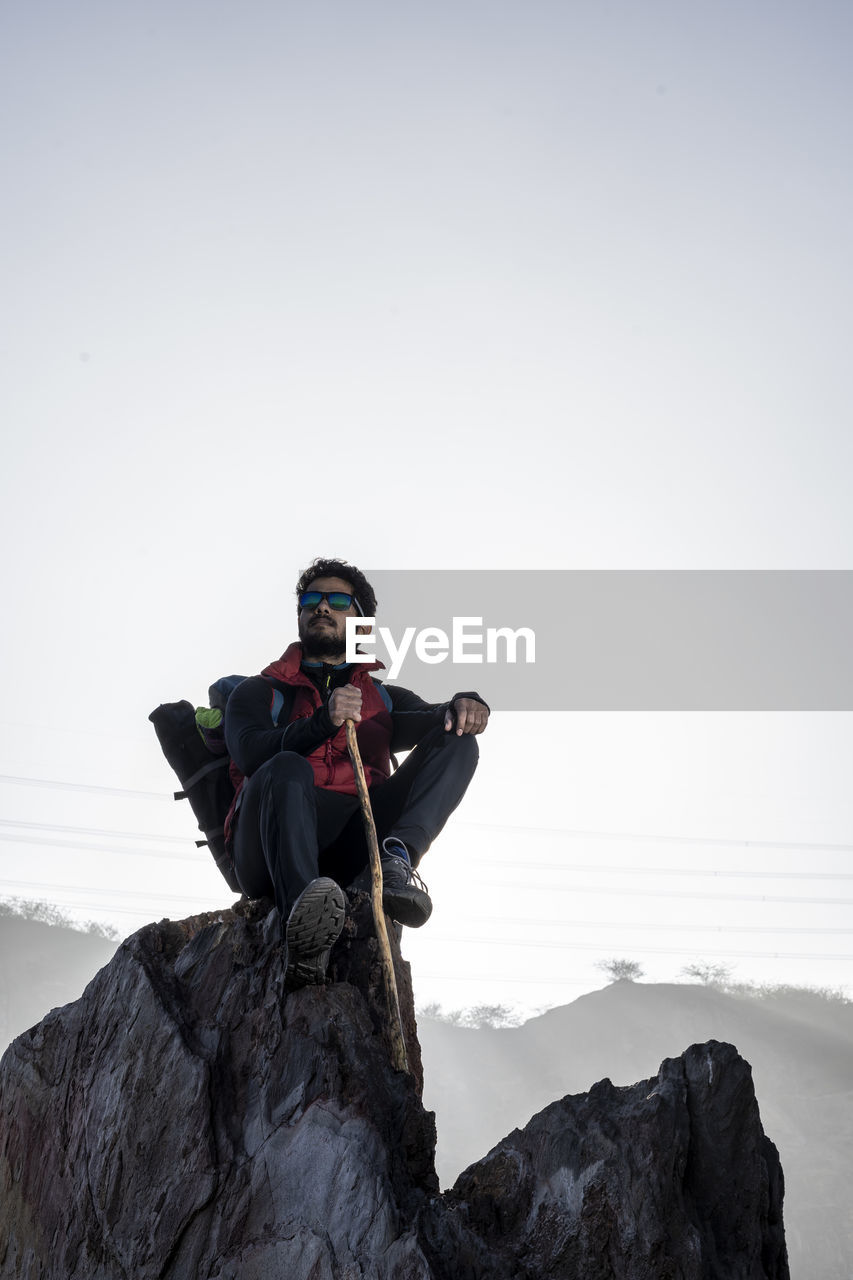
[150,671,387,891]
[149,675,251,893]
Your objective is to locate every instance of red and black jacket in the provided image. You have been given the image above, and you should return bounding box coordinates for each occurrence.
[223,641,486,846]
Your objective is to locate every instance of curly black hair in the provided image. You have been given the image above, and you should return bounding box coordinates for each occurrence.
[294,558,377,617]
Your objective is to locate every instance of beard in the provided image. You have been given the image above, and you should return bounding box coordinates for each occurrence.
[300,619,345,660]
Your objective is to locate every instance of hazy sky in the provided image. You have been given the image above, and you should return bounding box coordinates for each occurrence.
[2,0,852,1017]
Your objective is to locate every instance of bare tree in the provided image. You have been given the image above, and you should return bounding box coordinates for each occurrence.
[0,897,119,941]
[415,1002,466,1025]
[680,961,732,987]
[416,1002,522,1028]
[595,957,645,983]
[461,1004,523,1029]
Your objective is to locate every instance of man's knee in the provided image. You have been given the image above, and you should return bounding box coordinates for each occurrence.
[256,751,315,794]
[444,729,479,774]
[412,724,479,777]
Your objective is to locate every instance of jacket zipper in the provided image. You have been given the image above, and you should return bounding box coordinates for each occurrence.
[323,666,335,783]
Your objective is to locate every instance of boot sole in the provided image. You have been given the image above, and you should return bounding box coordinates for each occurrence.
[285,877,346,987]
[383,885,433,929]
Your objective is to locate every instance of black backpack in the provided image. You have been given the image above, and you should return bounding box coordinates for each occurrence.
[149,675,248,893]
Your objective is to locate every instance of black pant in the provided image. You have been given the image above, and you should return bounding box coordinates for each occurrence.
[232,725,478,920]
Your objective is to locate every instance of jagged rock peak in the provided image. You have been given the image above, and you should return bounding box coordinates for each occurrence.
[0,898,788,1279]
[422,1039,789,1280]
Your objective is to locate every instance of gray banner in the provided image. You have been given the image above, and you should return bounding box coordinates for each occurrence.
[354,571,853,710]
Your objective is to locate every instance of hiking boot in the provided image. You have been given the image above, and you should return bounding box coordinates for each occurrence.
[380,838,433,929]
[283,877,346,990]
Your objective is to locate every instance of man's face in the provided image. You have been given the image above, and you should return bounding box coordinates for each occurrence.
[297,576,363,660]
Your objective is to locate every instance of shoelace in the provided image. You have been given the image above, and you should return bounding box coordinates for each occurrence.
[408,863,429,894]
[383,852,430,894]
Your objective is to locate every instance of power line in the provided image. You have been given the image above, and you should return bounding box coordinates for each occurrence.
[457,819,853,854]
[415,973,595,990]
[0,774,170,802]
[463,914,853,936]
[0,832,205,863]
[1,897,210,923]
[477,879,853,906]
[0,818,190,847]
[421,935,853,961]
[1,859,850,908]
[9,813,853,881]
[465,857,853,882]
[3,772,851,854]
[5,827,853,884]
[3,865,850,951]
[0,829,204,860]
[413,967,851,988]
[2,818,852,884]
[4,888,850,963]
[0,877,229,908]
[2,861,852,913]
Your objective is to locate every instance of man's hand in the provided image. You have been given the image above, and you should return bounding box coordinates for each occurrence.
[329,684,363,727]
[444,697,489,735]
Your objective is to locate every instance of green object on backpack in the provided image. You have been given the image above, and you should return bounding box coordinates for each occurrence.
[195,706,223,731]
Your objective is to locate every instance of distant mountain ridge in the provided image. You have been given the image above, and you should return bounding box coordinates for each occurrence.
[419,980,853,1280]
[0,914,118,1051]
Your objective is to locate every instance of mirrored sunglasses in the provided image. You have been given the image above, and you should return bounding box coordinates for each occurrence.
[299,590,360,612]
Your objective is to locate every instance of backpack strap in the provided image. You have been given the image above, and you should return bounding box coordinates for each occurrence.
[174,755,230,799]
[271,688,285,725]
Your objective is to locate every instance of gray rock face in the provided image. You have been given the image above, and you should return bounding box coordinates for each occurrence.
[421,1042,788,1280]
[0,897,788,1279]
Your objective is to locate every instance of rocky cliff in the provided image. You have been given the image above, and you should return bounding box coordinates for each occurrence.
[0,896,788,1279]
[419,980,851,1278]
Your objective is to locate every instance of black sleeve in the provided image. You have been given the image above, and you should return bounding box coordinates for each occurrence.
[224,676,337,776]
[388,685,490,753]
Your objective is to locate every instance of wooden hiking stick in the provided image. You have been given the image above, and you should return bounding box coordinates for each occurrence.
[345,719,409,1074]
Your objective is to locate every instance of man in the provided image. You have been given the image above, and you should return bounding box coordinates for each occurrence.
[224,558,489,989]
